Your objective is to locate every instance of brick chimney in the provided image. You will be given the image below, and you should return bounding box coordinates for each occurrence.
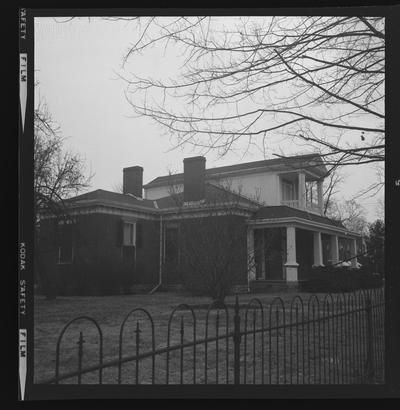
[183,156,206,202]
[123,166,143,198]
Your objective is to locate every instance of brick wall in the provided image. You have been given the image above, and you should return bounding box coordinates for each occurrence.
[38,213,160,294]
[38,211,248,294]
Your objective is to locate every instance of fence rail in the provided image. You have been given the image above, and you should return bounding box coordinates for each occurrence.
[39,287,384,385]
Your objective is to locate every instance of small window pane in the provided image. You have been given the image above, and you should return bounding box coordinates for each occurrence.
[123,222,136,246]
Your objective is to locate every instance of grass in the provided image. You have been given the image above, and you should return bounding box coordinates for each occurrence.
[34,289,384,385]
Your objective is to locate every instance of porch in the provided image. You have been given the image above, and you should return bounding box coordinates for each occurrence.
[246,220,360,291]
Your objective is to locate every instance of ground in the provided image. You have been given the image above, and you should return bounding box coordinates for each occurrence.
[34,289,384,385]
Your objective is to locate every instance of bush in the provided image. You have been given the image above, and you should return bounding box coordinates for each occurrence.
[177,215,247,304]
[300,265,383,293]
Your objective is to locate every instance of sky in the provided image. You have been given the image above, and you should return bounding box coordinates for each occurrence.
[34,17,384,221]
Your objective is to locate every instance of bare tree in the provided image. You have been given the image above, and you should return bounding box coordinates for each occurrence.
[34,97,93,299]
[326,198,369,235]
[164,176,257,304]
[34,100,92,217]
[111,181,124,193]
[375,197,385,220]
[323,168,346,215]
[117,16,384,171]
[178,211,248,306]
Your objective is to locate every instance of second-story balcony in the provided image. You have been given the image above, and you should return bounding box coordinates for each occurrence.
[279,171,324,215]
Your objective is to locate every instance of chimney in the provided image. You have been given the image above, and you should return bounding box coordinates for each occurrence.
[183,156,206,202]
[123,166,143,198]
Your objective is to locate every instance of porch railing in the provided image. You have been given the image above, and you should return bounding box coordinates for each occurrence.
[281,200,321,214]
[281,200,301,209]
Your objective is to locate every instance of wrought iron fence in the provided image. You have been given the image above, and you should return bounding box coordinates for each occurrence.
[39,287,384,385]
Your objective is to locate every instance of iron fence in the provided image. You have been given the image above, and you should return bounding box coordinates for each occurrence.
[39,287,384,385]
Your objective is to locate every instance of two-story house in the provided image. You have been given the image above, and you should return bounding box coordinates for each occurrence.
[38,153,361,294]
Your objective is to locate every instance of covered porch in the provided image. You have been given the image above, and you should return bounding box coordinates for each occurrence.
[247,209,360,291]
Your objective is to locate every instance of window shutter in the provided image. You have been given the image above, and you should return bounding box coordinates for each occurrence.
[136,223,142,248]
[132,223,137,247]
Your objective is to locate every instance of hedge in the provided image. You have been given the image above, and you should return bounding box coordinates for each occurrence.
[300,265,383,293]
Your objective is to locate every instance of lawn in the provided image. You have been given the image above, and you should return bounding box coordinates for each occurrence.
[34,289,384,385]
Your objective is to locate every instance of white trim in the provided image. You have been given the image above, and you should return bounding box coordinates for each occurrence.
[64,198,157,213]
[40,205,157,220]
[183,199,206,207]
[247,216,361,238]
[39,199,258,221]
[162,208,254,221]
[276,167,326,180]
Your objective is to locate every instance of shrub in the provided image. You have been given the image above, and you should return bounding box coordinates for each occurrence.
[300,265,383,293]
[178,215,247,305]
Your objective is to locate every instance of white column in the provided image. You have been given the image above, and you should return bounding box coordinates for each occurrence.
[298,172,306,209]
[350,238,358,268]
[317,179,324,215]
[313,231,324,267]
[330,235,339,265]
[276,175,281,206]
[247,228,256,284]
[284,226,298,281]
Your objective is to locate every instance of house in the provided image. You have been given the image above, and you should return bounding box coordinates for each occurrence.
[38,154,362,295]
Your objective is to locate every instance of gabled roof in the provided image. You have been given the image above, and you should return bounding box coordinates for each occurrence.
[252,205,344,228]
[144,153,327,188]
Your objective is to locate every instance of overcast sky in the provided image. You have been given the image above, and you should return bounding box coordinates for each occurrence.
[34,17,384,221]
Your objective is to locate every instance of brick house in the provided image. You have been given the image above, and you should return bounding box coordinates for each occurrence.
[38,154,362,294]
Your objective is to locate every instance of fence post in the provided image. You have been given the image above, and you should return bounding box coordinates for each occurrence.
[365,297,374,383]
[77,331,85,385]
[233,294,241,384]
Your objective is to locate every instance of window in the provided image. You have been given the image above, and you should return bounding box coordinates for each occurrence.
[305,181,318,204]
[121,220,137,267]
[123,222,136,246]
[282,180,295,201]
